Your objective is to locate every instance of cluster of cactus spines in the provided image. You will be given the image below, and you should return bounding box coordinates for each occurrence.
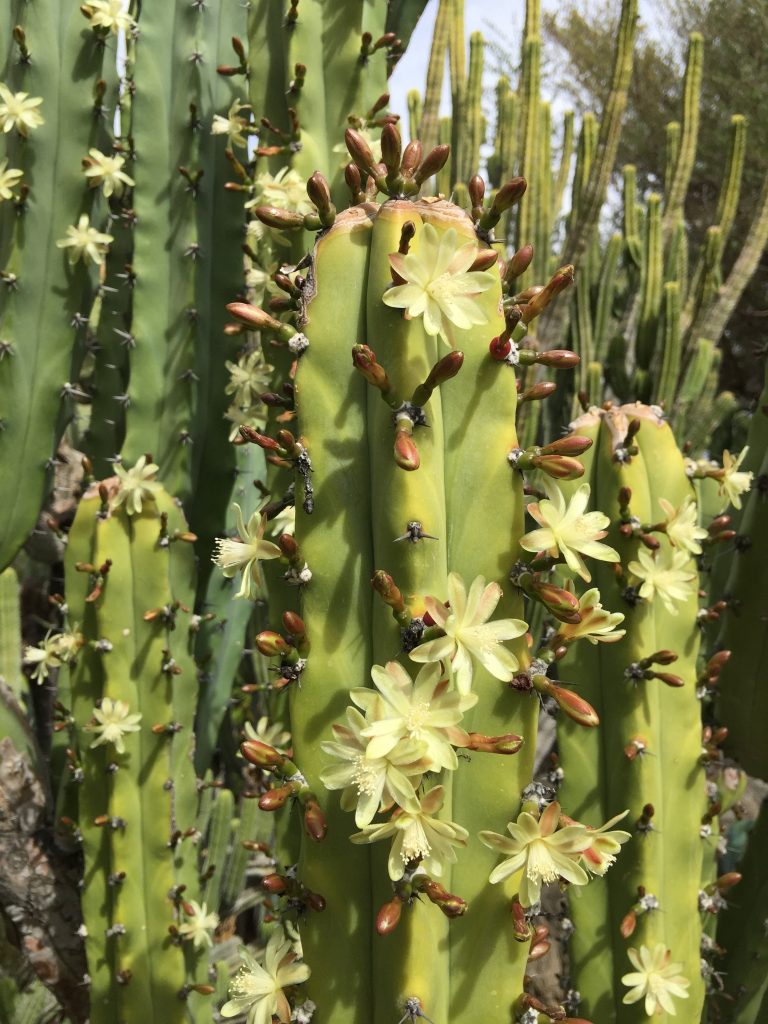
[556,405,708,1022]
[0,1,119,570]
[65,474,209,1024]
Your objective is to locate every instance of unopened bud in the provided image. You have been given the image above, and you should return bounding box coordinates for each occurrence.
[647,650,678,665]
[381,123,402,173]
[519,381,557,403]
[466,732,524,754]
[306,172,336,227]
[226,302,282,332]
[620,909,637,938]
[278,534,299,560]
[303,796,327,841]
[652,672,684,688]
[535,677,599,727]
[352,344,391,394]
[259,784,295,811]
[524,578,582,624]
[394,429,420,471]
[715,872,742,892]
[371,570,406,614]
[414,144,451,186]
[533,348,581,369]
[469,249,499,273]
[255,631,292,657]
[530,454,585,480]
[491,176,527,214]
[376,897,403,934]
[240,739,285,768]
[540,435,593,457]
[400,139,422,176]
[412,351,464,406]
[345,162,364,201]
[263,873,288,894]
[521,265,575,323]
[504,243,534,283]
[345,128,377,175]
[708,514,732,535]
[253,205,306,230]
[706,650,731,673]
[282,610,306,637]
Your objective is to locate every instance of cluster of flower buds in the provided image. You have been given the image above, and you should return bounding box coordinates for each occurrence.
[251,611,310,689]
[508,435,592,482]
[624,650,684,688]
[345,124,450,200]
[241,739,326,842]
[262,872,326,913]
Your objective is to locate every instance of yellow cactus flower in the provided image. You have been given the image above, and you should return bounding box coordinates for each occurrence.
[221,927,310,1024]
[0,84,44,136]
[621,944,690,1016]
[212,502,281,599]
[56,214,114,266]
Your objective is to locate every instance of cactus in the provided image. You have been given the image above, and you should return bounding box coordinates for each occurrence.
[556,405,708,1022]
[65,473,207,1024]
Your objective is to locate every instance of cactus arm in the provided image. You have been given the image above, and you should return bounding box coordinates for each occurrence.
[663,34,703,235]
[447,0,467,189]
[655,281,682,412]
[663,122,681,197]
[202,788,235,914]
[419,0,451,153]
[535,101,553,282]
[0,568,21,698]
[291,206,376,1022]
[593,232,622,364]
[463,32,485,185]
[634,193,663,376]
[0,3,109,568]
[552,109,575,229]
[515,28,540,290]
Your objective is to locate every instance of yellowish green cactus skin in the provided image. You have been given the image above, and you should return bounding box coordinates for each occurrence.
[66,479,208,1024]
[558,405,706,1023]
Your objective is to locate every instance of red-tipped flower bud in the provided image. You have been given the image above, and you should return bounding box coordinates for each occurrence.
[521,265,575,323]
[489,335,512,361]
[226,302,283,332]
[466,732,524,755]
[259,784,295,811]
[241,739,285,768]
[255,631,292,657]
[414,144,451,186]
[540,435,593,457]
[530,454,585,480]
[526,578,582,624]
[303,796,327,842]
[394,430,420,471]
[534,348,581,369]
[519,381,557,403]
[371,570,406,614]
[352,344,391,393]
[263,873,288,894]
[376,897,403,935]
[253,205,306,230]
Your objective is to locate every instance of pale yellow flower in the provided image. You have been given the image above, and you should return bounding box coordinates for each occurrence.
[0,160,23,201]
[351,785,468,881]
[211,99,250,149]
[246,167,314,216]
[658,496,707,555]
[353,660,477,771]
[621,943,690,1016]
[719,447,753,511]
[479,801,592,907]
[268,504,295,538]
[244,716,291,753]
[627,547,696,615]
[83,148,134,198]
[82,0,134,33]
[111,454,162,515]
[382,223,496,347]
[212,502,281,599]
[23,636,63,683]
[56,214,113,266]
[0,84,44,136]
[225,348,274,408]
[579,809,631,876]
[520,480,619,582]
[221,927,310,1024]
[87,698,142,754]
[178,900,219,950]
[320,706,428,827]
[410,572,527,694]
[555,587,625,645]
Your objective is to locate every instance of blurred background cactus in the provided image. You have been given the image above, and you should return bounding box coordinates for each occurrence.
[1,1,767,1023]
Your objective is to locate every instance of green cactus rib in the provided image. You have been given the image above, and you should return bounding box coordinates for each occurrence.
[447,0,467,189]
[0,3,113,569]
[418,206,534,1021]
[290,205,375,1022]
[515,29,540,291]
[593,232,622,364]
[0,567,21,698]
[655,280,682,413]
[69,484,204,1024]
[121,0,209,499]
[634,193,663,374]
[663,122,681,198]
[552,109,575,231]
[186,0,249,576]
[365,204,451,1023]
[559,405,705,1023]
[662,34,703,235]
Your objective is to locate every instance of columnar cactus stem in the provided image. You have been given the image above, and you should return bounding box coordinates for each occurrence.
[419,0,450,153]
[662,34,703,235]
[559,405,706,1023]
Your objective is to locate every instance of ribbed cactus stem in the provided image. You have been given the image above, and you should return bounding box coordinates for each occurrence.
[656,281,682,412]
[635,193,663,371]
[594,232,622,363]
[663,121,681,197]
[663,33,703,234]
[419,0,450,153]
[552,109,575,225]
[622,163,642,269]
